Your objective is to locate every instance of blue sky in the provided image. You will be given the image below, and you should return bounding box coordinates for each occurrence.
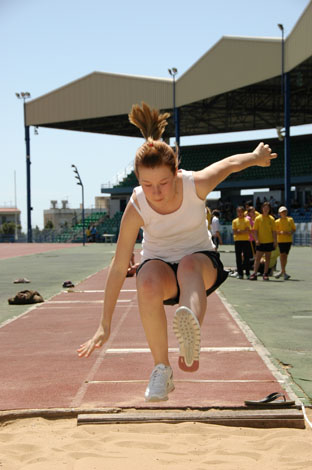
[1,0,311,229]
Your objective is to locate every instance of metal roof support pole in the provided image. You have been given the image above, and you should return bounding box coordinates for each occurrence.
[25,122,32,242]
[284,72,291,213]
[278,23,291,213]
[168,67,180,152]
[175,106,180,150]
[16,92,32,242]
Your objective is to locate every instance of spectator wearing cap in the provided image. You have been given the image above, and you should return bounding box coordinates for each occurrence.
[274,206,296,280]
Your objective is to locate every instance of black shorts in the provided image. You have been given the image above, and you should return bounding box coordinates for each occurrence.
[136,251,229,306]
[278,242,292,254]
[256,242,274,252]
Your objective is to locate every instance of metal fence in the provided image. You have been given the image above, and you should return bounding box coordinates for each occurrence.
[1,222,311,246]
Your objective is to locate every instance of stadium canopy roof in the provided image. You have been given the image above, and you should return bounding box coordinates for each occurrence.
[25,1,312,138]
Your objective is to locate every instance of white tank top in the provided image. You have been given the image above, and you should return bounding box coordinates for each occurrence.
[131,169,215,263]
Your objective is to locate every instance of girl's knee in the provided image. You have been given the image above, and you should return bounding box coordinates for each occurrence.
[178,254,199,274]
[136,273,163,298]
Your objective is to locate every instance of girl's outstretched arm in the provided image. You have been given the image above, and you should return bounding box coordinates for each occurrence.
[194,143,278,199]
[77,202,143,358]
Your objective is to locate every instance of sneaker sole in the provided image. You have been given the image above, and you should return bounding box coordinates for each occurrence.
[173,306,201,372]
[145,382,175,402]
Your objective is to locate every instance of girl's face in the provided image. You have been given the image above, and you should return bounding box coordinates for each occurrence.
[138,165,177,207]
[262,205,270,216]
[248,209,255,218]
[280,210,287,218]
[237,208,244,218]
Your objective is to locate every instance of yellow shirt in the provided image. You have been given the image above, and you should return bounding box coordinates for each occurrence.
[254,214,276,243]
[232,217,251,241]
[275,217,296,243]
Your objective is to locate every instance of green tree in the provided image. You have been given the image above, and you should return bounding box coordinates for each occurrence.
[45,220,54,229]
[0,222,16,234]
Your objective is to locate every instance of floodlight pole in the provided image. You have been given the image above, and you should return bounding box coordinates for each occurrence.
[16,92,32,242]
[278,24,291,213]
[168,68,180,151]
[72,165,86,246]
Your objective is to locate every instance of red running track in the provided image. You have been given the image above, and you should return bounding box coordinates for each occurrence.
[0,268,293,411]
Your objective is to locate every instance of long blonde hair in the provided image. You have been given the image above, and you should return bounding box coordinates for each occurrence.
[129,102,179,177]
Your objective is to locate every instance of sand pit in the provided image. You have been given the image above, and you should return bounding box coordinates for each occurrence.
[1,411,312,469]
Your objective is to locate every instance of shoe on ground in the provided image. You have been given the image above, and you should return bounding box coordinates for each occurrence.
[237,274,244,279]
[173,306,201,372]
[249,273,257,281]
[229,271,238,277]
[275,272,282,279]
[13,278,30,284]
[145,364,174,402]
[263,274,269,281]
[284,273,291,280]
[62,280,75,288]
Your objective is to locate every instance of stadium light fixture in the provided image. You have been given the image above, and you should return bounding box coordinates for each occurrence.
[168,67,178,76]
[15,91,32,242]
[71,164,86,246]
[277,23,291,213]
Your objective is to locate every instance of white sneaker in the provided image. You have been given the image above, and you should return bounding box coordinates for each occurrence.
[284,273,291,280]
[173,306,201,372]
[145,364,174,402]
[275,271,282,279]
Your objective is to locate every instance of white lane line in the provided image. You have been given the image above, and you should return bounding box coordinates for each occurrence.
[46,299,131,304]
[38,305,132,309]
[292,316,312,319]
[105,347,255,354]
[65,289,137,293]
[70,291,137,408]
[87,379,278,384]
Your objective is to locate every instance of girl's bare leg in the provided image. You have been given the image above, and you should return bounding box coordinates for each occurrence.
[136,261,178,366]
[177,254,217,324]
[264,252,271,274]
[252,251,263,274]
[280,252,288,273]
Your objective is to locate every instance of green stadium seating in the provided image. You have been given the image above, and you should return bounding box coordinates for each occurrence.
[114,137,311,188]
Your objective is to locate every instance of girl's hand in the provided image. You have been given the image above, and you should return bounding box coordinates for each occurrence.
[77,325,110,358]
[253,143,278,167]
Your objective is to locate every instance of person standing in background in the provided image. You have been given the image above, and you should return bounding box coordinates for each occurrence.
[275,206,296,280]
[211,209,222,250]
[249,202,277,281]
[244,200,260,218]
[246,206,257,257]
[232,206,252,279]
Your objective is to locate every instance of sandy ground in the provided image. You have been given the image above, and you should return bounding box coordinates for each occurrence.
[1,411,312,470]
